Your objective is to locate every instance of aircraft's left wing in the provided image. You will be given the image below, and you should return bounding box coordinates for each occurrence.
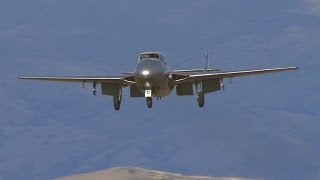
[172,67,298,83]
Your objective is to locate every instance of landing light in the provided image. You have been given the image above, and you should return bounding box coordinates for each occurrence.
[142,70,149,76]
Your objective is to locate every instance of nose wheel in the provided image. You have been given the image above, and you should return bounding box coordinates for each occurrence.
[146,97,152,108]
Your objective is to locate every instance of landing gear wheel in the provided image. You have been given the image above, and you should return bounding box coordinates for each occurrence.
[197,92,205,108]
[146,97,152,108]
[113,96,121,111]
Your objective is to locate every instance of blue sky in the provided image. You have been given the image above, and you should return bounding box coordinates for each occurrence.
[1,0,320,179]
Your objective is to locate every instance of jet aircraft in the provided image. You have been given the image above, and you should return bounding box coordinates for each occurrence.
[19,52,297,110]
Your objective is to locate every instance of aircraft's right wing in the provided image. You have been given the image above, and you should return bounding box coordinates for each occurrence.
[18,74,135,85]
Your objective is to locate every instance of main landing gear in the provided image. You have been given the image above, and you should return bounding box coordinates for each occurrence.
[113,91,122,111]
[196,92,205,107]
[195,82,205,108]
[113,96,121,111]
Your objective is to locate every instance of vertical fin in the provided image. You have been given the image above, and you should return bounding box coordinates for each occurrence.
[204,50,209,72]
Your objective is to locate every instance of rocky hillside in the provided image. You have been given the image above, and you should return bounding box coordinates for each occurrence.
[57,167,253,180]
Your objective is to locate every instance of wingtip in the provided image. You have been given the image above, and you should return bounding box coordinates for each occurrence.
[287,67,298,70]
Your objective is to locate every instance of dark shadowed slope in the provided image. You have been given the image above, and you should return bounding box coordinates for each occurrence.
[56,167,254,180]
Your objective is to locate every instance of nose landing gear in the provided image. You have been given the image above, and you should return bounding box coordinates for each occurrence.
[146,97,152,108]
[145,89,153,108]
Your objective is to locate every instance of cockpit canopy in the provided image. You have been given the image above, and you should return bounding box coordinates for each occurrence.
[140,53,160,60]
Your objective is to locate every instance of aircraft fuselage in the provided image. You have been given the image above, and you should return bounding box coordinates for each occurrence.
[133,54,173,97]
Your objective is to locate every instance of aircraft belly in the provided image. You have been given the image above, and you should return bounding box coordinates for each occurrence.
[156,81,173,97]
[136,76,173,97]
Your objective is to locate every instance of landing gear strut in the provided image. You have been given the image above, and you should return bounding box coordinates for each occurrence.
[196,92,205,107]
[113,96,121,111]
[113,90,122,111]
[146,97,152,108]
[195,82,205,108]
[93,82,97,96]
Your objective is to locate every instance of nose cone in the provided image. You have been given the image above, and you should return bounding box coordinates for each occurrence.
[134,59,162,77]
[134,59,164,89]
[141,70,150,76]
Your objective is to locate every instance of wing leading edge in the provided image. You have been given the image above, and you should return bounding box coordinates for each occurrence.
[18,75,134,85]
[173,66,298,83]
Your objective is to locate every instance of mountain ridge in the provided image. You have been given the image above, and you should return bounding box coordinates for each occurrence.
[56,166,254,180]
